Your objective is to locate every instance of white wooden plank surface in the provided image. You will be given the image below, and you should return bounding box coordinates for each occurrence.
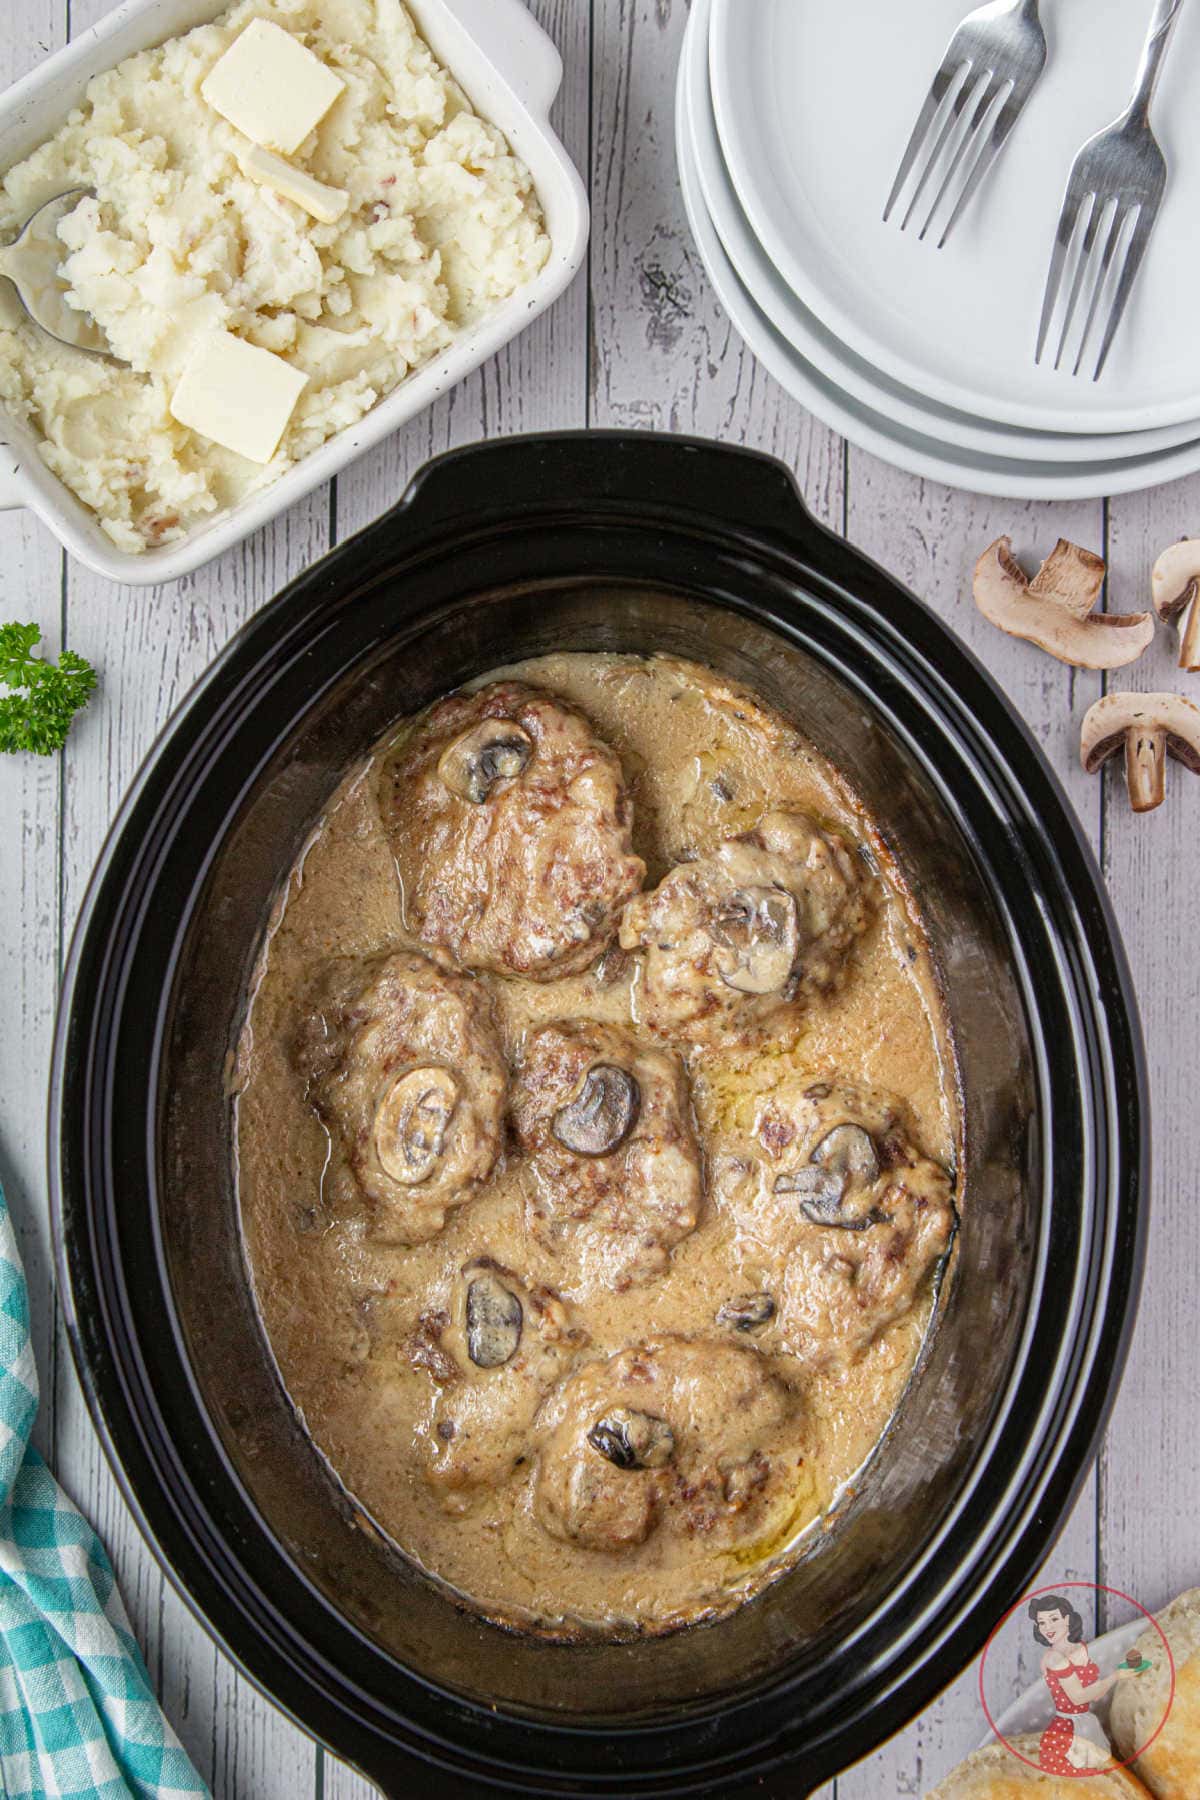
[0,0,1196,1795]
[48,11,326,1794]
[54,507,331,1792]
[1098,483,1200,1639]
[0,0,62,1466]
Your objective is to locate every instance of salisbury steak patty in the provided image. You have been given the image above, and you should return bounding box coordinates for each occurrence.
[294,948,507,1245]
[534,1336,814,1554]
[619,811,872,1043]
[408,1257,589,1506]
[716,1075,958,1367]
[379,680,646,980]
[513,1019,704,1293]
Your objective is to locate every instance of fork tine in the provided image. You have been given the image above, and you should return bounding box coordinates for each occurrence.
[921,75,1014,244]
[1092,204,1154,381]
[884,59,969,223]
[900,65,981,232]
[921,72,1007,243]
[1054,192,1102,370]
[1072,202,1132,376]
[1036,186,1089,364]
[935,87,1021,248]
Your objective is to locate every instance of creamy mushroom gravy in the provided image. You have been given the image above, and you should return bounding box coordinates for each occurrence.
[234,652,960,1638]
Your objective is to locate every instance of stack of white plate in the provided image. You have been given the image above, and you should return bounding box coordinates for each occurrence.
[678,0,1200,499]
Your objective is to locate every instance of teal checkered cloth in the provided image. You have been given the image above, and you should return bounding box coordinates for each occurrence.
[0,1178,208,1798]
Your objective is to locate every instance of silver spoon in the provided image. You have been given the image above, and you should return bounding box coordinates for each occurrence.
[0,188,118,358]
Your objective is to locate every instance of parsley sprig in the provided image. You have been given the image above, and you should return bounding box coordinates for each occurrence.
[0,623,97,755]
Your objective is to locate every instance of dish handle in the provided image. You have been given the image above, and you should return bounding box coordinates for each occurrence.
[356,1757,820,1799]
[392,430,849,572]
[435,0,564,119]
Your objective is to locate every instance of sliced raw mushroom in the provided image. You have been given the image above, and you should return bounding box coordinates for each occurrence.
[974,537,1154,670]
[552,1064,640,1157]
[374,1066,459,1185]
[1151,539,1200,672]
[1081,692,1200,814]
[437,720,533,804]
[774,1123,881,1229]
[464,1269,523,1368]
[711,886,800,994]
[716,1292,777,1333]
[586,1407,676,1471]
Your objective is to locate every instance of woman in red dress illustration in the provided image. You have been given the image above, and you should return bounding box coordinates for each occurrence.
[1029,1597,1135,1774]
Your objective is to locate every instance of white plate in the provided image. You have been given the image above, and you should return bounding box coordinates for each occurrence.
[686,0,1200,466]
[676,17,1200,500]
[710,0,1200,435]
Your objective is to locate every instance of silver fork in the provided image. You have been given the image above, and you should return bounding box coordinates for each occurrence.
[1036,0,1186,380]
[884,0,1047,248]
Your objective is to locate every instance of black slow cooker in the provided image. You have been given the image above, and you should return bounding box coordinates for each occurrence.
[50,433,1147,1797]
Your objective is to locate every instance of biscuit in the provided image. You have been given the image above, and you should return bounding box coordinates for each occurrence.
[1110,1588,1200,1798]
[926,1734,1153,1797]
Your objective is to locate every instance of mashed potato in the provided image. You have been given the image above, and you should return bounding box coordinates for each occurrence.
[0,0,551,553]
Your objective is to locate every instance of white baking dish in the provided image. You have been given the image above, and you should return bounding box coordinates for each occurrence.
[0,0,587,584]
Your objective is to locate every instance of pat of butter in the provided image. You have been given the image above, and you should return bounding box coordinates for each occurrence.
[241,146,348,224]
[201,19,344,155]
[170,330,308,463]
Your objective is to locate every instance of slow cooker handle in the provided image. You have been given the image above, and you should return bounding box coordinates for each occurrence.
[353,1753,821,1799]
[392,430,843,568]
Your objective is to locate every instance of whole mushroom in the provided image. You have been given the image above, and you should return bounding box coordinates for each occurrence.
[1151,539,1200,673]
[974,537,1154,669]
[1081,692,1200,813]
